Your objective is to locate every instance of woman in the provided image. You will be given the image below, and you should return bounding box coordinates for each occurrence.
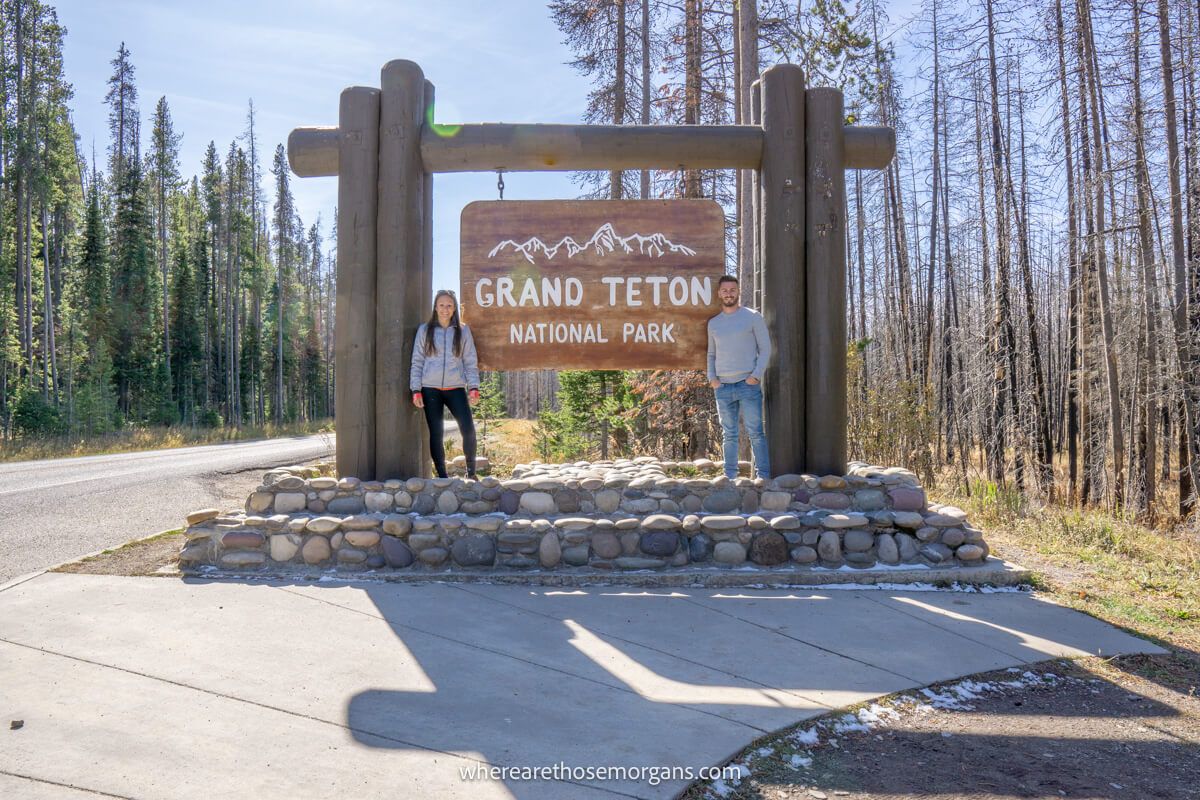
[410,290,481,479]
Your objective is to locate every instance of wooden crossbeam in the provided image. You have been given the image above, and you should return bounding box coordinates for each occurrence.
[289,122,894,178]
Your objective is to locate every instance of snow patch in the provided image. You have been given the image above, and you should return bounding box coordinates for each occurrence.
[920,687,973,710]
[833,713,872,734]
[790,727,820,746]
[707,763,750,798]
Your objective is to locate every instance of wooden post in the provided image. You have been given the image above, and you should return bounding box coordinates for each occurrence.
[751,79,762,309]
[377,60,427,479]
[422,80,435,311]
[421,79,435,474]
[759,64,806,476]
[805,88,848,475]
[335,87,380,479]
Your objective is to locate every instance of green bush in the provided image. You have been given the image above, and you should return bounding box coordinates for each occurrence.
[13,389,66,437]
[199,407,224,427]
[71,381,119,435]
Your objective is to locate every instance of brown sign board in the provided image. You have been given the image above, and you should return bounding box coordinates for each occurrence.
[460,199,725,371]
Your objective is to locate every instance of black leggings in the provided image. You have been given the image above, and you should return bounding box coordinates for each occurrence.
[421,387,477,478]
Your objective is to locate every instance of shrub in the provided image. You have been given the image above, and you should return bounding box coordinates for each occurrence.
[13,388,66,437]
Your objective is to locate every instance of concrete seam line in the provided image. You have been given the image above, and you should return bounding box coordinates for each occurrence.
[0,637,454,760]
[678,595,925,684]
[448,582,839,712]
[0,639,650,800]
[0,769,139,800]
[272,586,770,734]
[856,592,1033,663]
[0,570,47,594]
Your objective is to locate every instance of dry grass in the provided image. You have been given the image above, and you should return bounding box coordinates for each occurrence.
[0,419,334,463]
[479,418,539,474]
[939,478,1200,652]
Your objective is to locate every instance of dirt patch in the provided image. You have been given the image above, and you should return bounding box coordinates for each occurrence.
[204,468,278,511]
[52,531,184,577]
[685,654,1200,800]
[51,467,270,578]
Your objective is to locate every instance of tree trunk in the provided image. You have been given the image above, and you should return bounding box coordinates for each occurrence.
[986,0,1022,491]
[1132,0,1160,511]
[683,0,701,197]
[1158,0,1198,514]
[1056,0,1081,503]
[640,0,651,199]
[611,0,627,199]
[1080,0,1125,505]
[1007,66,1053,492]
[1076,11,1098,505]
[924,0,940,386]
[737,0,758,304]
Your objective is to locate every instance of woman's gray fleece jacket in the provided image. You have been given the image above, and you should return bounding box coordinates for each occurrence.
[410,323,480,392]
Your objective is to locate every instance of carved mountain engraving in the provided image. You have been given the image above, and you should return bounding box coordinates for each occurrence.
[488,222,698,263]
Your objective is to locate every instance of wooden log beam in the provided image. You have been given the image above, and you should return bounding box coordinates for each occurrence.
[759,63,806,477]
[376,60,428,479]
[335,88,380,479]
[288,121,894,177]
[421,123,764,172]
[805,88,848,476]
[291,124,762,176]
[843,126,894,169]
[288,126,339,177]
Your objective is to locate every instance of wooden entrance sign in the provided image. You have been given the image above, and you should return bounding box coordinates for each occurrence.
[289,59,895,479]
[460,199,722,371]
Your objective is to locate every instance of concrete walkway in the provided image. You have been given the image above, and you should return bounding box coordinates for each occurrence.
[0,572,1162,799]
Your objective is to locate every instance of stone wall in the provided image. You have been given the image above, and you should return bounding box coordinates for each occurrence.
[179,458,990,575]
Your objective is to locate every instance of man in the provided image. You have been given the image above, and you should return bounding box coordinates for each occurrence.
[707,274,772,479]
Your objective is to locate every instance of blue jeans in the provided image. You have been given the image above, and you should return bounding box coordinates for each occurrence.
[714,380,769,479]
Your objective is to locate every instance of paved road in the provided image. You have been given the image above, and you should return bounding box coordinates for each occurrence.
[0,434,335,584]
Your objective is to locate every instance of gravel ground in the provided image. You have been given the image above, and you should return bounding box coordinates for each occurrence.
[684,653,1200,800]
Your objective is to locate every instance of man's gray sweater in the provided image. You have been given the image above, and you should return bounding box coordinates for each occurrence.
[706,306,771,383]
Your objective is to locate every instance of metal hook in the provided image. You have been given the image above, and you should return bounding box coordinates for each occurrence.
[497,170,505,200]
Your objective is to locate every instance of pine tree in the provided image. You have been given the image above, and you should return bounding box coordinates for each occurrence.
[200,142,223,414]
[73,173,117,433]
[556,370,632,460]
[104,42,137,194]
[78,176,108,360]
[270,142,293,424]
[170,233,201,422]
[110,152,161,420]
[149,95,181,395]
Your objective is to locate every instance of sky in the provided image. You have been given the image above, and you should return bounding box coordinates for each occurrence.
[55,0,597,295]
[55,0,922,297]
